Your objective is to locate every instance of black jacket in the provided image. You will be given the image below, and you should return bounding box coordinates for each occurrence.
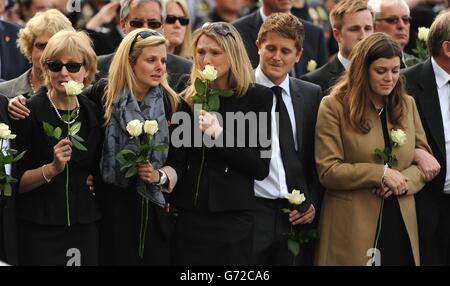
[301,56,344,96]
[168,84,273,212]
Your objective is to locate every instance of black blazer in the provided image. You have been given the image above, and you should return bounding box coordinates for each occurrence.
[300,56,344,96]
[0,95,18,265]
[96,53,192,92]
[0,20,29,81]
[232,11,328,77]
[403,58,446,265]
[287,78,324,217]
[12,89,102,226]
[87,24,123,56]
[169,84,273,212]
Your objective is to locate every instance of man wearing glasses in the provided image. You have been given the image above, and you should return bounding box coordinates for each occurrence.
[369,0,416,68]
[403,11,450,266]
[96,0,191,92]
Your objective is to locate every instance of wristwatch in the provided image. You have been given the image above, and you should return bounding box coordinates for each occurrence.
[157,169,168,186]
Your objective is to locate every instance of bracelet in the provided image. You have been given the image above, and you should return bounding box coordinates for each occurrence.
[381,164,388,187]
[42,164,51,183]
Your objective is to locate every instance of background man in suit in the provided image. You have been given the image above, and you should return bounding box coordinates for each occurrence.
[96,0,191,92]
[0,94,18,265]
[252,12,323,266]
[301,0,374,95]
[403,11,450,265]
[233,0,328,78]
[369,0,416,68]
[0,19,29,81]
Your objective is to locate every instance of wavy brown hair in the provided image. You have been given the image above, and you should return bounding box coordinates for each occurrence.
[330,32,408,134]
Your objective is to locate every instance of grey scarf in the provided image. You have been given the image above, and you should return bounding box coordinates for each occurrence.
[100,86,169,208]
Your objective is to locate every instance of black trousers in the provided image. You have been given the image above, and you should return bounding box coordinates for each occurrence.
[174,209,254,266]
[252,197,314,266]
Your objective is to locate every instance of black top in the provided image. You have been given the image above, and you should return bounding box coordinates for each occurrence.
[168,84,273,212]
[12,88,103,226]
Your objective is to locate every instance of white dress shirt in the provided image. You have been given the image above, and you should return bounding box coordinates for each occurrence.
[2,139,11,176]
[431,58,450,193]
[337,52,350,71]
[254,66,297,199]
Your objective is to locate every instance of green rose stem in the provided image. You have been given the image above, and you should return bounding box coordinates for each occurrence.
[139,196,149,258]
[65,95,72,227]
[194,84,208,206]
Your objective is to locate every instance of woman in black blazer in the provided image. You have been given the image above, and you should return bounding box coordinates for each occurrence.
[165,22,273,265]
[13,30,102,266]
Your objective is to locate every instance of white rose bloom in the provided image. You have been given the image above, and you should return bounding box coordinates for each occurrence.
[0,123,16,139]
[307,60,317,73]
[62,80,84,96]
[391,129,407,146]
[144,120,159,135]
[126,120,143,138]
[417,27,430,42]
[200,65,218,81]
[286,189,306,206]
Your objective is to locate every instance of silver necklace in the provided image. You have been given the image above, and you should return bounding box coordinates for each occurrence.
[378,107,384,116]
[47,92,80,124]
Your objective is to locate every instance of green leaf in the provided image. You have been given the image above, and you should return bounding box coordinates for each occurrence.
[116,149,137,165]
[53,127,62,139]
[194,78,206,95]
[71,136,87,151]
[125,165,137,178]
[69,122,81,136]
[12,150,26,162]
[6,175,17,184]
[72,134,85,143]
[153,144,167,152]
[61,114,71,122]
[3,183,12,197]
[281,208,291,213]
[218,89,234,97]
[119,162,135,171]
[208,94,220,112]
[287,239,300,257]
[43,122,55,137]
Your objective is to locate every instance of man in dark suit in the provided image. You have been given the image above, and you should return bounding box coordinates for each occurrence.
[233,0,328,78]
[403,11,450,265]
[252,13,323,266]
[0,19,29,81]
[301,0,374,95]
[96,0,191,92]
[0,94,18,265]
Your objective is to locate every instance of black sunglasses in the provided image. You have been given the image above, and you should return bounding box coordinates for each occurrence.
[33,41,47,50]
[165,15,190,26]
[128,18,162,29]
[46,61,83,73]
[202,22,235,39]
[129,30,164,54]
[376,15,412,25]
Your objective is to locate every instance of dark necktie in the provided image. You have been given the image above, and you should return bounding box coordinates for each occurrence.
[272,86,309,211]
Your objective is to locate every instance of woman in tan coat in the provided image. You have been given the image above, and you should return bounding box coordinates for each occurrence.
[314,33,438,266]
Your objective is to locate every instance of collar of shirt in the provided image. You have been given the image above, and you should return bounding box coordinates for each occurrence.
[260,7,268,22]
[255,65,290,96]
[431,57,450,89]
[337,52,350,71]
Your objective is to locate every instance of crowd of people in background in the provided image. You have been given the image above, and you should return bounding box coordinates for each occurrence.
[0,0,449,266]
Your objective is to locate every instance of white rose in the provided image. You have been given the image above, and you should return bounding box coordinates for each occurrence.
[391,129,407,146]
[417,27,429,42]
[143,120,159,135]
[62,80,84,96]
[286,189,306,206]
[200,65,218,82]
[126,120,143,138]
[307,60,317,73]
[0,123,16,139]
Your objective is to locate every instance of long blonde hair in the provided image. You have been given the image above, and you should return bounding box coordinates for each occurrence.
[184,22,254,104]
[104,28,179,124]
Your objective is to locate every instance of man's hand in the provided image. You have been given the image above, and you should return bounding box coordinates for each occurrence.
[289,204,315,225]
